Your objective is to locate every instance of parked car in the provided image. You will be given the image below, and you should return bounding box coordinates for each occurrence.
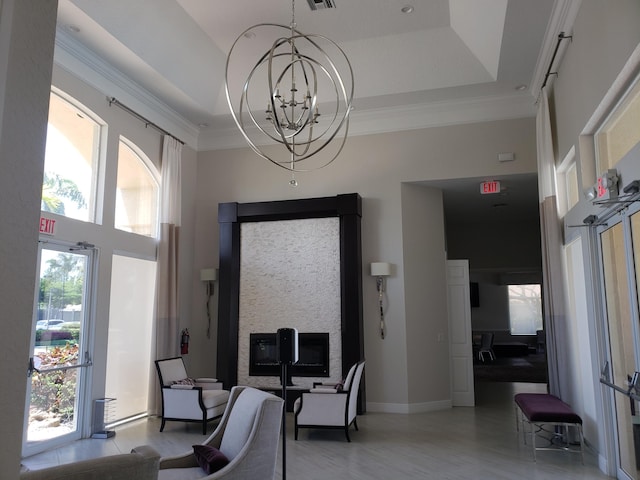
[36,319,65,330]
[50,321,81,330]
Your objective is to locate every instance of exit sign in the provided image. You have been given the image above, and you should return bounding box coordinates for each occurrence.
[480,181,501,194]
[39,216,56,236]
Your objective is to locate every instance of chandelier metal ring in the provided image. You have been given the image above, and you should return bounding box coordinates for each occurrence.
[225,20,354,175]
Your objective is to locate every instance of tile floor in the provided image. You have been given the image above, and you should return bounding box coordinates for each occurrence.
[22,382,611,479]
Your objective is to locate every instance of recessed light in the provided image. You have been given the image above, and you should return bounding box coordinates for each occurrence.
[244,31,256,40]
[198,123,209,128]
[68,25,81,34]
[515,84,527,91]
[401,5,414,14]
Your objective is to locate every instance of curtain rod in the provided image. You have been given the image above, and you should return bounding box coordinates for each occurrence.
[540,32,572,91]
[107,97,185,145]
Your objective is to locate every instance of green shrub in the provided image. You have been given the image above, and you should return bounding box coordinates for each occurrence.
[30,344,79,423]
[60,324,81,342]
[35,328,76,346]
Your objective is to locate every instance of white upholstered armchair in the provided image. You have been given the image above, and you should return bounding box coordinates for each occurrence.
[157,386,284,480]
[155,357,229,434]
[294,360,365,442]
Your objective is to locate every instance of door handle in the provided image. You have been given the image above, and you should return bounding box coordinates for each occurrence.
[27,357,41,377]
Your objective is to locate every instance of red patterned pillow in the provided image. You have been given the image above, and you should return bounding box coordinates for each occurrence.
[193,445,229,474]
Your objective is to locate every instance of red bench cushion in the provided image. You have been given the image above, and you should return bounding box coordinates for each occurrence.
[515,393,582,424]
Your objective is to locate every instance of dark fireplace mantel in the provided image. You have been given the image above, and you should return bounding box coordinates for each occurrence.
[216,193,364,408]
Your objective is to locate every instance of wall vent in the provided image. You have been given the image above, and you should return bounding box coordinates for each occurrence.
[307,0,335,11]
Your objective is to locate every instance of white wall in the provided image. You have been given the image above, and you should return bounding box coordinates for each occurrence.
[0,0,58,474]
[193,117,538,410]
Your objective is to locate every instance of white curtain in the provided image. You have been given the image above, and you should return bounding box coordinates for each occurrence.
[536,88,570,399]
[149,135,182,415]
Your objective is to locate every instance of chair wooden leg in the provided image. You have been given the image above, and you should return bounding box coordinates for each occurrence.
[353,418,359,431]
[344,426,351,442]
[160,419,166,432]
[294,423,299,440]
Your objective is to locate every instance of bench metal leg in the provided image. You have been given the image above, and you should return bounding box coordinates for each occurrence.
[578,424,585,465]
[515,401,584,464]
[530,420,537,462]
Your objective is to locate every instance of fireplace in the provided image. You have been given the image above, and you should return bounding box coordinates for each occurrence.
[249,332,330,385]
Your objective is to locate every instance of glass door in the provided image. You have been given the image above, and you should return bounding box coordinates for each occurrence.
[600,208,640,479]
[23,242,95,456]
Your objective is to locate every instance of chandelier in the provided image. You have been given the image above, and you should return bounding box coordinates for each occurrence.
[224,0,354,185]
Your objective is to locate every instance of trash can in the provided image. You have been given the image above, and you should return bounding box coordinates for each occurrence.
[91,398,116,439]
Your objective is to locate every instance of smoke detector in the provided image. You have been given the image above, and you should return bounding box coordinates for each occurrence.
[307,0,335,10]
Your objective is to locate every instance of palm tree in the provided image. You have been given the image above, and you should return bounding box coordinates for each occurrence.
[41,172,86,214]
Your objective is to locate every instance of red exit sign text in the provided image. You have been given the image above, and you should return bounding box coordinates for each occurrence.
[39,216,56,236]
[480,181,501,194]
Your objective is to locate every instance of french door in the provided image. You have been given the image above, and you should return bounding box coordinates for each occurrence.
[599,206,640,480]
[23,241,95,456]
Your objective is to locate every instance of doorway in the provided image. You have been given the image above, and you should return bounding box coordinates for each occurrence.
[23,241,95,456]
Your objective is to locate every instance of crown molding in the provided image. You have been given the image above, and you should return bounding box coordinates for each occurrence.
[54,29,200,148]
[196,92,536,152]
[54,5,568,154]
[347,93,536,137]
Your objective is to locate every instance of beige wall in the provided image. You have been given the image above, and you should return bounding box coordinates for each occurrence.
[193,117,538,410]
[554,0,640,189]
[401,184,450,408]
[547,0,640,468]
[0,0,58,474]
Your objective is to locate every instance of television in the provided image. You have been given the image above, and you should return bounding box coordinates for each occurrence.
[249,332,330,385]
[470,282,479,308]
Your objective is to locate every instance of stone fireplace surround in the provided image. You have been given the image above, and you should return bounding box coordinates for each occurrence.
[216,193,365,408]
[237,217,342,388]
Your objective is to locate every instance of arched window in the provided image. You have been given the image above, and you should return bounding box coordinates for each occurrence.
[43,91,102,222]
[115,138,159,237]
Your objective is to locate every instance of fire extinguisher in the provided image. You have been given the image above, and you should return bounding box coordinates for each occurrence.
[181,328,190,355]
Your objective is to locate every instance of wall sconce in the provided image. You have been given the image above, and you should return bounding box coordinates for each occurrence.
[370,262,391,339]
[200,268,218,339]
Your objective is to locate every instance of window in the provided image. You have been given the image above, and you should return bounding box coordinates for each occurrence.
[508,284,543,335]
[558,146,578,216]
[105,254,156,423]
[43,91,101,222]
[115,138,159,237]
[565,162,579,211]
[595,78,640,173]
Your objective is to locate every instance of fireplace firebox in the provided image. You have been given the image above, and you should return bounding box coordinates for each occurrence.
[249,332,330,385]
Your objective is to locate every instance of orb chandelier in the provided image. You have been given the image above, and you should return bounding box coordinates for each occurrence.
[224,0,354,185]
